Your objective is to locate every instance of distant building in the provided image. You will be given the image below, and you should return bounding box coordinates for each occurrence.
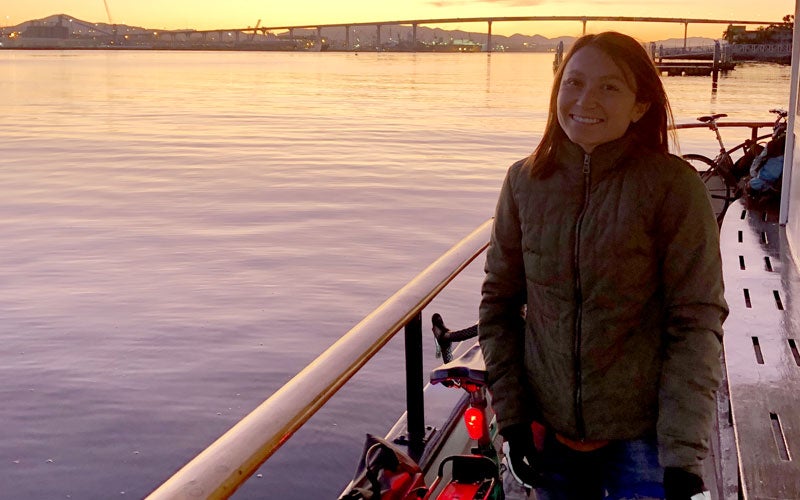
[725,23,793,44]
[450,39,482,52]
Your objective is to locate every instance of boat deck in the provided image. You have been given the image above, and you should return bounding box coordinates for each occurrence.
[717,198,800,499]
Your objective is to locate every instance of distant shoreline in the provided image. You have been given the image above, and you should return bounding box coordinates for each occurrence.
[0,45,789,63]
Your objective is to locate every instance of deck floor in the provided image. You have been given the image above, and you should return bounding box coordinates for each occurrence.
[719,199,800,499]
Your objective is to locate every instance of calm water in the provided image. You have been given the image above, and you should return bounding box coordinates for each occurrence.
[0,50,790,499]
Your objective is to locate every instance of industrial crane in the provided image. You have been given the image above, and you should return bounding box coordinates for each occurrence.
[103,0,118,44]
[250,19,261,41]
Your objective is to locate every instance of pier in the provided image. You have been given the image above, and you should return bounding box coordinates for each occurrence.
[651,41,734,78]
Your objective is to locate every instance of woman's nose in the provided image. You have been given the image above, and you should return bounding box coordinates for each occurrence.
[576,86,598,106]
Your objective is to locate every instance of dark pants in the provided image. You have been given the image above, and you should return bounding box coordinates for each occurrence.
[531,432,664,500]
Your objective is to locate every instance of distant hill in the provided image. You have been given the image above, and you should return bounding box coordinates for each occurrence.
[8,13,153,36]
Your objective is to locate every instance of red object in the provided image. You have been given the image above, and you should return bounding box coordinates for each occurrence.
[437,481,490,500]
[463,407,485,441]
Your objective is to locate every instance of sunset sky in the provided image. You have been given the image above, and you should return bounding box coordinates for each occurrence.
[3,0,795,41]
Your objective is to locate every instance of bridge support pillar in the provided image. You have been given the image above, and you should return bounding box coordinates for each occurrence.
[487,20,492,53]
[582,18,587,35]
[684,22,688,49]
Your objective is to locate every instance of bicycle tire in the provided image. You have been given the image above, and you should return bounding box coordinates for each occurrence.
[682,153,732,223]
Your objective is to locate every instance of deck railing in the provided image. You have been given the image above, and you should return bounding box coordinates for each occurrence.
[147,219,493,499]
[147,121,783,500]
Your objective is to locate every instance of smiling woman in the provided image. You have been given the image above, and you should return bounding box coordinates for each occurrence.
[479,31,727,500]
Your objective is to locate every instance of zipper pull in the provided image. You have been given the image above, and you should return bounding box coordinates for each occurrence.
[583,153,591,175]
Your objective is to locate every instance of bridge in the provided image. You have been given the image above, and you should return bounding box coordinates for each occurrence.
[175,15,783,52]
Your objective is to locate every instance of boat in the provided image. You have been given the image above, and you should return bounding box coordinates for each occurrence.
[146,6,800,499]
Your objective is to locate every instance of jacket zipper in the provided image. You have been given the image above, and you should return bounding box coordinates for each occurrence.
[573,153,591,440]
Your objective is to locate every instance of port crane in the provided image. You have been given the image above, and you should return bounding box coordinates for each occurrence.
[102,0,118,44]
[249,19,261,41]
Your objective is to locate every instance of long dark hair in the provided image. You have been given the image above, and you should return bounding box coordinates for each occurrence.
[524,31,675,178]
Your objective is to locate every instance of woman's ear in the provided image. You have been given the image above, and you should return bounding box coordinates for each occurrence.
[631,102,650,123]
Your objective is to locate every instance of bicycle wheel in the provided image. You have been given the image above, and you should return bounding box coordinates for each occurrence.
[682,153,731,222]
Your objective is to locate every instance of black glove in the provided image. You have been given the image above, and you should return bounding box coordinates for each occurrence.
[663,467,706,500]
[500,423,544,488]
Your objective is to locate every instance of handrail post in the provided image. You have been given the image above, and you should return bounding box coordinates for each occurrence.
[404,311,425,459]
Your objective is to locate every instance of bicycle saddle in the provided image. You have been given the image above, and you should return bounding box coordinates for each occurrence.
[430,343,487,387]
[697,113,727,123]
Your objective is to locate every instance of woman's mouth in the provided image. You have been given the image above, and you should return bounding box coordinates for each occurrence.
[570,114,603,125]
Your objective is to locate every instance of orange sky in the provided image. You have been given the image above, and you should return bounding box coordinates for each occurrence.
[3,1,795,41]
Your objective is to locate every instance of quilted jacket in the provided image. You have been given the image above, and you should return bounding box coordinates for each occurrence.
[478,134,728,475]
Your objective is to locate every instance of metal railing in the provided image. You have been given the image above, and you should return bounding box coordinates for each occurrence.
[147,218,493,499]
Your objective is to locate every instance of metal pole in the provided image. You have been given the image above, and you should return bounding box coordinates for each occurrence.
[404,311,425,459]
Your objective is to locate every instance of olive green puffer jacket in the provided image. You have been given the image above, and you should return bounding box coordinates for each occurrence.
[478,135,728,476]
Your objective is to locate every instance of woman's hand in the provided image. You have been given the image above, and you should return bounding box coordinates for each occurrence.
[501,422,544,488]
[663,467,708,500]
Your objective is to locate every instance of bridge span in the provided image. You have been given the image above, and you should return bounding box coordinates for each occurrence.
[182,15,782,52]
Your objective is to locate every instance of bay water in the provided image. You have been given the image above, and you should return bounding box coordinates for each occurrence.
[0,50,791,499]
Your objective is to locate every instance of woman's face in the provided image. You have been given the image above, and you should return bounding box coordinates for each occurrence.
[556,45,649,153]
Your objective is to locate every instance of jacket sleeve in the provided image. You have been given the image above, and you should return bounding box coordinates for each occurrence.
[478,162,531,431]
[656,161,729,476]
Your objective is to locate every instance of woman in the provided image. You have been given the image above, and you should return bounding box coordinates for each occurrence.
[478,32,727,500]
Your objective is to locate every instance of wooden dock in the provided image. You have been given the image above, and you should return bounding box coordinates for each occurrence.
[655,60,735,76]
[651,41,734,78]
[552,40,735,77]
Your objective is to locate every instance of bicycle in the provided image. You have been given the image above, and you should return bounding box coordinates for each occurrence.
[340,315,517,500]
[429,314,531,500]
[681,109,788,223]
[426,341,505,499]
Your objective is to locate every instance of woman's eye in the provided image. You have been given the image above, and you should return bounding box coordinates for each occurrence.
[603,84,621,92]
[563,78,581,87]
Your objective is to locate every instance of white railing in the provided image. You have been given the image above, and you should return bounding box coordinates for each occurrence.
[147,218,493,500]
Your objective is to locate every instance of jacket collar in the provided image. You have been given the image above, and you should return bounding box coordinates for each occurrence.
[558,134,635,178]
